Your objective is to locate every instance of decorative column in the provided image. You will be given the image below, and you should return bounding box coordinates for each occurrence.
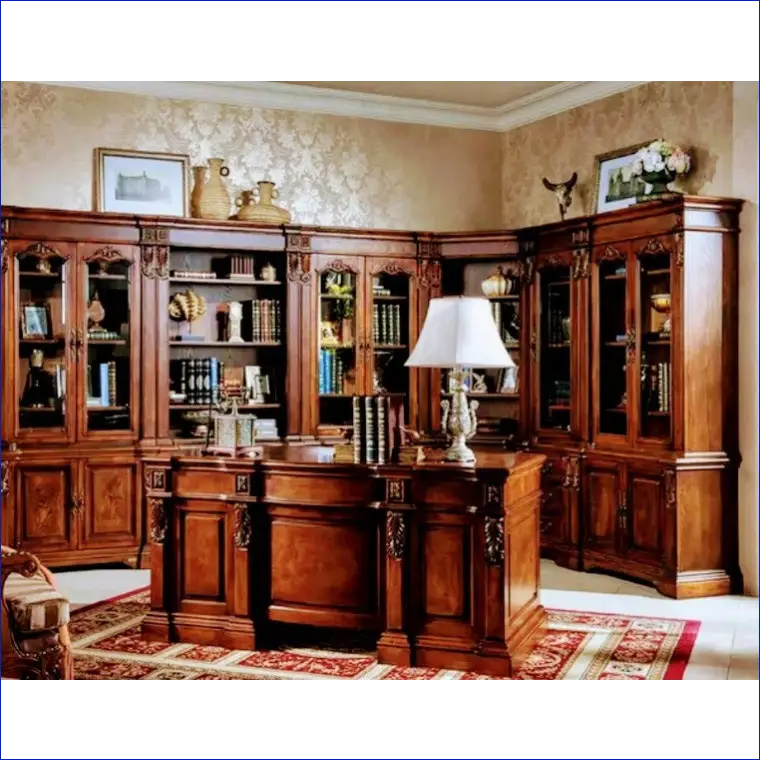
[377,477,414,666]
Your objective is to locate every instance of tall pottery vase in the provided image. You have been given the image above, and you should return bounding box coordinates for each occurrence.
[192,158,231,220]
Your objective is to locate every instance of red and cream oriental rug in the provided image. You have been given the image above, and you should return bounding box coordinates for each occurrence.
[70,588,699,680]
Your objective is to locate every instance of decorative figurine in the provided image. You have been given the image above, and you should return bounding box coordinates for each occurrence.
[21,349,55,408]
[227,301,244,343]
[542,172,578,221]
[87,292,107,335]
[168,289,207,340]
[260,262,277,282]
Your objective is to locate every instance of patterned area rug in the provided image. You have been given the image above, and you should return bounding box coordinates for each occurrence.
[70,589,699,680]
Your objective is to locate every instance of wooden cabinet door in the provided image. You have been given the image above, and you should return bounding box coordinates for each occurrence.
[76,244,141,442]
[531,252,575,439]
[15,460,77,554]
[582,457,622,555]
[311,255,366,436]
[10,240,78,445]
[80,459,139,549]
[623,461,664,567]
[365,257,419,427]
[539,456,567,549]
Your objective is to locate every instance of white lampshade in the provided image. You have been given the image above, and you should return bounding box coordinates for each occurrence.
[405,296,516,369]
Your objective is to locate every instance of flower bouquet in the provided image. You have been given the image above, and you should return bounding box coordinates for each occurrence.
[629,139,691,198]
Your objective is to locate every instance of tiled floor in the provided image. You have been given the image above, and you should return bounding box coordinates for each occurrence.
[56,560,758,680]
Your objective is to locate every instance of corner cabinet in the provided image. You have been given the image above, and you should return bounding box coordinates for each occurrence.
[521,197,743,598]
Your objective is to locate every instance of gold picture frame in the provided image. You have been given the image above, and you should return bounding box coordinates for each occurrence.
[94,147,189,216]
[21,303,51,339]
[591,139,654,215]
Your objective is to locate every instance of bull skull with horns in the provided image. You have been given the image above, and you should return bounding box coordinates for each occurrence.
[542,172,578,221]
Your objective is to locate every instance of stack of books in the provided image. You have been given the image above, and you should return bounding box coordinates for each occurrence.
[319,349,346,394]
[333,395,404,464]
[171,358,225,405]
[373,303,402,345]
[249,300,281,343]
[254,418,279,441]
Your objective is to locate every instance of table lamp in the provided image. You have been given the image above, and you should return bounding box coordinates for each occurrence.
[405,296,515,464]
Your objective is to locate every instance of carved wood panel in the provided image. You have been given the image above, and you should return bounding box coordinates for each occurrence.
[17,463,75,552]
[81,461,138,547]
[583,461,621,554]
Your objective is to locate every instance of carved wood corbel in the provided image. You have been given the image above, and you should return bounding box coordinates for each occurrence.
[386,511,405,559]
[233,503,252,549]
[148,497,167,544]
[484,516,505,565]
[140,228,169,279]
[286,232,312,284]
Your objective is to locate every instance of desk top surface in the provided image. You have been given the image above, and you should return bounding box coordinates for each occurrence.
[173,446,544,475]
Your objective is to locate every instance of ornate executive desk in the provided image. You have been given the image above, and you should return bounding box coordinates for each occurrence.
[142,447,546,677]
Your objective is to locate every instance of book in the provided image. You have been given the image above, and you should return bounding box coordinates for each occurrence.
[364,396,375,463]
[99,362,109,407]
[108,361,117,406]
[352,396,362,462]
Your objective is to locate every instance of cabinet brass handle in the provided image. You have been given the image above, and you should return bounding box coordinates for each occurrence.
[70,491,84,514]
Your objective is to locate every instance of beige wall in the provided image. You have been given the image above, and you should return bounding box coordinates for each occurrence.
[501,81,734,226]
[1,82,502,231]
[733,82,759,596]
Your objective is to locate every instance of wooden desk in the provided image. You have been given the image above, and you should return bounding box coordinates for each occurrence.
[142,448,547,677]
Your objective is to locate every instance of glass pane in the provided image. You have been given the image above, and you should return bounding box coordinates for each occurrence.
[318,268,357,430]
[17,249,68,430]
[639,252,672,441]
[370,273,410,398]
[539,266,571,430]
[597,258,628,435]
[85,258,132,432]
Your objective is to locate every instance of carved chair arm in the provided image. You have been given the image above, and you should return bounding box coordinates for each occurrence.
[1,549,42,597]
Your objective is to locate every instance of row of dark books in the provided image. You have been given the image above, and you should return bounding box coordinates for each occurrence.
[372,303,402,345]
[250,300,282,343]
[172,358,225,405]
[642,361,671,412]
[336,395,404,464]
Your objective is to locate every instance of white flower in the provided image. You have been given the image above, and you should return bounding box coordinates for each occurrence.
[654,160,665,172]
[666,155,677,171]
[649,140,663,154]
[643,156,656,172]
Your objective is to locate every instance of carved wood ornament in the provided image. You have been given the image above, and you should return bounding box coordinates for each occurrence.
[386,511,405,559]
[1,460,10,496]
[149,498,167,544]
[419,259,441,289]
[143,467,166,492]
[233,503,252,549]
[638,237,670,258]
[572,248,590,279]
[84,246,128,264]
[286,235,311,284]
[140,228,169,279]
[484,516,505,565]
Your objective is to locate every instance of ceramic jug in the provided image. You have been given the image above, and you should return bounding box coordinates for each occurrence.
[243,181,292,225]
[192,158,231,220]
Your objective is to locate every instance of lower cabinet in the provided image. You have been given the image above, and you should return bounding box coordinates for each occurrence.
[580,455,668,583]
[538,451,580,568]
[11,455,140,566]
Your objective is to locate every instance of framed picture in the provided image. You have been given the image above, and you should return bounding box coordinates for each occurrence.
[592,140,654,214]
[94,148,189,216]
[21,304,51,339]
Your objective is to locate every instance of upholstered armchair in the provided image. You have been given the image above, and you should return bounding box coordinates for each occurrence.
[1,546,73,679]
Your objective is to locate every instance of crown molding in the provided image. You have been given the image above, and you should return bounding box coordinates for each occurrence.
[31,80,650,132]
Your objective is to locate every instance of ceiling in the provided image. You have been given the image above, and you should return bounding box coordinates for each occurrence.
[281,81,562,109]
[32,81,649,132]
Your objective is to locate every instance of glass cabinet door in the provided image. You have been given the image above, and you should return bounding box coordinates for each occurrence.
[536,261,573,432]
[635,242,672,444]
[592,246,630,441]
[316,259,362,433]
[14,242,75,441]
[80,247,139,438]
[368,265,416,421]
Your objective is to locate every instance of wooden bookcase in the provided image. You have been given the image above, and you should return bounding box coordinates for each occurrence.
[0,196,744,598]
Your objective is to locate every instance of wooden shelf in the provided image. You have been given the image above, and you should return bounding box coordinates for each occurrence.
[19,406,61,413]
[373,295,407,301]
[547,404,571,412]
[443,392,519,399]
[88,339,127,346]
[374,344,407,350]
[87,406,128,412]
[603,273,627,280]
[488,295,520,301]
[170,277,282,286]
[604,407,628,414]
[19,271,60,279]
[604,341,626,347]
[646,338,671,346]
[19,337,64,345]
[645,410,671,417]
[320,294,354,300]
[644,268,670,276]
[169,341,282,347]
[319,394,352,398]
[547,342,570,348]
[320,343,354,350]
[88,273,127,281]
[170,403,281,411]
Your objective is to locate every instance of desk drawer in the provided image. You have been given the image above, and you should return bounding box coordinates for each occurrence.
[174,468,253,499]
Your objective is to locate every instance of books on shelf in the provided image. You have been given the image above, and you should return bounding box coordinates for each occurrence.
[372,303,402,345]
[171,358,225,406]
[319,348,346,395]
[93,361,117,407]
[230,255,255,279]
[248,299,282,343]
[643,360,671,412]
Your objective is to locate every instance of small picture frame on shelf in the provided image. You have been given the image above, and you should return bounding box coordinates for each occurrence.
[21,304,51,339]
[592,140,654,214]
[499,365,519,394]
[94,148,189,216]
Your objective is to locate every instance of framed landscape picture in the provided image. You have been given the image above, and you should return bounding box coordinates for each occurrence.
[94,148,189,216]
[592,140,654,214]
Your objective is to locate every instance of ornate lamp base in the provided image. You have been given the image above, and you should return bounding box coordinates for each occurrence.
[441,369,479,465]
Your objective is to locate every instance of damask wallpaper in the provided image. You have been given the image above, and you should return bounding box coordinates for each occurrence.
[501,81,734,227]
[1,82,502,231]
